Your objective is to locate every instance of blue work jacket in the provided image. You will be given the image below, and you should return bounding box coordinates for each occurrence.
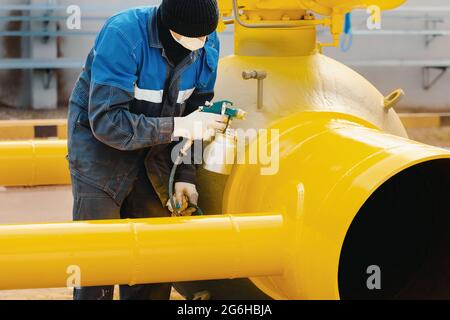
[67,6,220,205]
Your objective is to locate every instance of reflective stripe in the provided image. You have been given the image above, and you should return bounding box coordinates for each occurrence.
[134,86,163,103]
[134,86,195,104]
[177,88,195,104]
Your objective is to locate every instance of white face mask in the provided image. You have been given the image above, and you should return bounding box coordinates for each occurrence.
[170,30,206,51]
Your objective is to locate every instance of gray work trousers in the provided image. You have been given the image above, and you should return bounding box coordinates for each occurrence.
[71,163,172,300]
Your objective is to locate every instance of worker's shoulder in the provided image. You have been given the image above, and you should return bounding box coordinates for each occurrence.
[102,6,154,47]
[207,31,220,46]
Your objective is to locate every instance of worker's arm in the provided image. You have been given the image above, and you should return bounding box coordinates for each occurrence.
[169,89,218,214]
[173,89,215,185]
[88,25,174,151]
[174,31,220,186]
[89,84,175,151]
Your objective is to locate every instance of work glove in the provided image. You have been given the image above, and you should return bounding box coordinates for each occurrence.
[173,110,228,141]
[166,182,199,216]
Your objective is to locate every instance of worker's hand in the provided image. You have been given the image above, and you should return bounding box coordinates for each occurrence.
[173,110,228,141]
[166,182,199,216]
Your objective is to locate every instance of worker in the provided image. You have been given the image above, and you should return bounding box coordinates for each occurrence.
[67,0,226,300]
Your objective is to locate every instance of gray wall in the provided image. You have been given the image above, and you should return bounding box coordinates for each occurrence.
[0,0,29,108]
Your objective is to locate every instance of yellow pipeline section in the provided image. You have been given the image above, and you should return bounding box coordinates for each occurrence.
[0,213,284,290]
[0,140,70,186]
[0,112,449,299]
[223,112,450,299]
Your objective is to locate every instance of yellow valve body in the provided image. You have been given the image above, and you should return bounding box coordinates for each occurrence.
[219,0,407,15]
[223,112,450,299]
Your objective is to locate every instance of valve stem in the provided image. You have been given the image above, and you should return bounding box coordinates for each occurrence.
[242,70,267,110]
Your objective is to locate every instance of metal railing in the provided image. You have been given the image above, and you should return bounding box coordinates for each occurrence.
[0,58,84,70]
[332,6,450,90]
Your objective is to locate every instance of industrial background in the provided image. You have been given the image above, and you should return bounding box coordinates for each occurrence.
[1,0,450,110]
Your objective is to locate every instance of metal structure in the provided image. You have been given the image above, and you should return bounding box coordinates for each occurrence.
[0,2,131,109]
[0,0,449,300]
[330,5,450,92]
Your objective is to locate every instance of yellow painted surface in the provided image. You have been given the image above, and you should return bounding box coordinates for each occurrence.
[219,0,406,16]
[0,140,70,186]
[0,126,34,141]
[0,119,67,140]
[0,113,449,297]
[0,213,284,290]
[219,0,406,51]
[223,111,450,299]
[214,54,408,137]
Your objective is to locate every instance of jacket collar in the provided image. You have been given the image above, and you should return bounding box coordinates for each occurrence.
[148,7,163,49]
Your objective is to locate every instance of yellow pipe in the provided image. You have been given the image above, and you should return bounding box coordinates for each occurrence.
[0,113,448,299]
[0,140,70,186]
[223,111,450,299]
[0,213,284,290]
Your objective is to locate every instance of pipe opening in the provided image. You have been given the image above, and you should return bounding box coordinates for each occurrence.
[339,159,450,300]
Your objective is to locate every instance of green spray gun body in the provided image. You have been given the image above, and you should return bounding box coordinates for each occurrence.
[200,100,247,120]
[169,100,246,217]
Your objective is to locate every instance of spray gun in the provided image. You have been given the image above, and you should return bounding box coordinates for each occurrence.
[169,100,247,217]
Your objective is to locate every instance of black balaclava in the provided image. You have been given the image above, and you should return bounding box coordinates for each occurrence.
[157,0,219,66]
[157,7,191,66]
